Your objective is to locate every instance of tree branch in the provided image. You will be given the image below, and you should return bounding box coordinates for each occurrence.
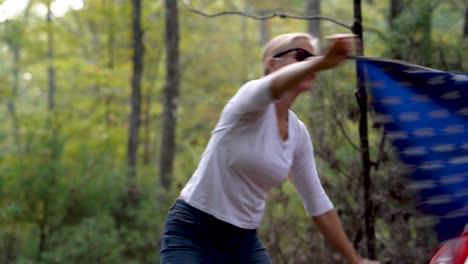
[313,147,354,180]
[182,0,352,31]
[372,129,386,170]
[333,114,360,152]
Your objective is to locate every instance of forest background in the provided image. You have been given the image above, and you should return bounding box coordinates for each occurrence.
[0,0,467,263]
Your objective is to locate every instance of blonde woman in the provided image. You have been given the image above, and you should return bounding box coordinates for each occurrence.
[160,33,379,264]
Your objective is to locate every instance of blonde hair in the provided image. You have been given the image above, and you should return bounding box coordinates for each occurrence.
[261,33,320,75]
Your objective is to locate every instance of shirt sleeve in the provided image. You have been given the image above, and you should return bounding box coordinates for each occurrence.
[225,77,275,115]
[289,123,334,217]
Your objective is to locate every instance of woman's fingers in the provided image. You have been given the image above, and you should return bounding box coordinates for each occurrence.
[325,33,357,39]
[326,33,358,56]
[315,33,359,71]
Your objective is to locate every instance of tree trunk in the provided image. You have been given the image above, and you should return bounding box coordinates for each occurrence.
[305,0,321,39]
[258,10,270,46]
[8,46,20,145]
[159,0,180,190]
[127,0,144,182]
[389,0,403,59]
[419,0,433,67]
[463,3,467,71]
[142,45,163,165]
[107,0,116,70]
[142,88,152,165]
[353,0,376,259]
[47,2,55,111]
[464,4,468,38]
[104,0,117,129]
[305,0,323,134]
[241,3,249,81]
[90,21,99,94]
[36,200,49,262]
[390,0,403,20]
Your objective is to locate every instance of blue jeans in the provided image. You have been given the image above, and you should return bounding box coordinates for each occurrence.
[160,199,272,264]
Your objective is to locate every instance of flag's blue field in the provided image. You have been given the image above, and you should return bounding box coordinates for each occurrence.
[357,57,468,241]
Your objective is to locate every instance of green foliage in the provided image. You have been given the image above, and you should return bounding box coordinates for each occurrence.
[40,215,122,264]
[0,113,168,263]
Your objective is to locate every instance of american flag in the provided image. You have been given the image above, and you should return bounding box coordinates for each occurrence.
[357,57,468,241]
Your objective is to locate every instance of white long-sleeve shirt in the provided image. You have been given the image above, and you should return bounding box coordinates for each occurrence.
[180,77,333,229]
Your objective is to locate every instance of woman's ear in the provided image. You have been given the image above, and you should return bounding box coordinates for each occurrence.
[265,57,276,74]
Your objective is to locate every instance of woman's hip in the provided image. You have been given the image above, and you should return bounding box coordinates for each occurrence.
[160,199,271,263]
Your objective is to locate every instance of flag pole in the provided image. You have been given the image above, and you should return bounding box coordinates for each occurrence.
[353,0,376,259]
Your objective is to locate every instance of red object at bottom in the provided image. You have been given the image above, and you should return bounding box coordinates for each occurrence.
[430,232,468,264]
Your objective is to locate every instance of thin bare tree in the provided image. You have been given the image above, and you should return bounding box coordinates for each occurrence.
[127,0,144,185]
[159,0,180,190]
[389,0,403,59]
[306,0,321,39]
[46,0,55,111]
[464,4,468,38]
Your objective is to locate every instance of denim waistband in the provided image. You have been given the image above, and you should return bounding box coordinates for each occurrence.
[171,199,257,235]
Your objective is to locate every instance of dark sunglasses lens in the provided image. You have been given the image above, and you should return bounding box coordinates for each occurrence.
[296,49,312,61]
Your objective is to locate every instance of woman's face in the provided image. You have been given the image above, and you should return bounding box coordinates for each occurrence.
[270,38,317,93]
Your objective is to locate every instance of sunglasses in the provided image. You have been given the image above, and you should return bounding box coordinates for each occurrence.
[272,48,316,61]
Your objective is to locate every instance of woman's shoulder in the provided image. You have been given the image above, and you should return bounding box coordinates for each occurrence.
[289,111,308,130]
[231,78,266,99]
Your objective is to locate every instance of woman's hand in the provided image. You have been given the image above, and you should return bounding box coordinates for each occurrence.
[316,33,357,71]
